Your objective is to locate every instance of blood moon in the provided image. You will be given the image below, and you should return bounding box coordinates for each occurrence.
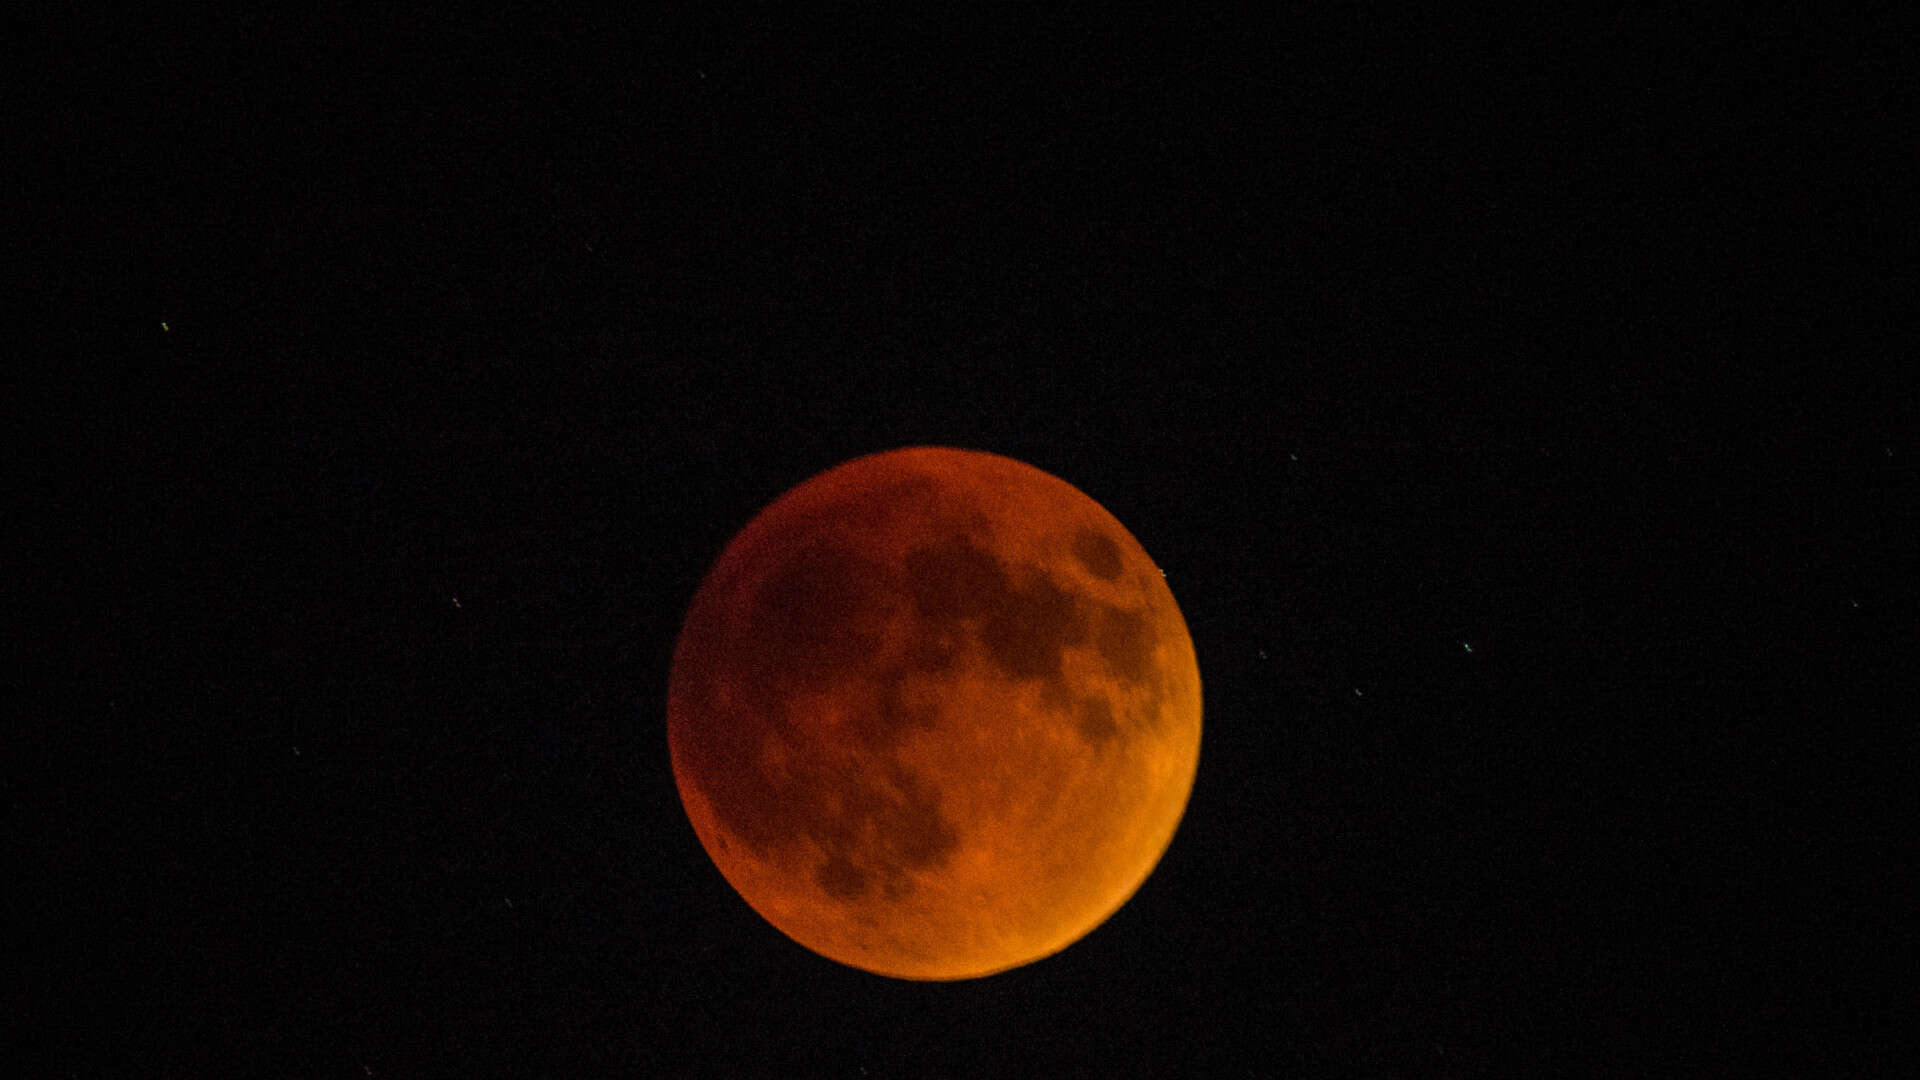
[667,447,1201,980]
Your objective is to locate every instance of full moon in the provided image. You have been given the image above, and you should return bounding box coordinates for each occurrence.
[667,447,1202,979]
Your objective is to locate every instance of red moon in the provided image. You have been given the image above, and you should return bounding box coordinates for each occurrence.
[667,447,1202,979]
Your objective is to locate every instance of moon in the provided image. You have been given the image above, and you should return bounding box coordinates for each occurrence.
[667,447,1202,979]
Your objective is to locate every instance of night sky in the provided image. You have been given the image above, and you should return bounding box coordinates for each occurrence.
[19,8,1912,1076]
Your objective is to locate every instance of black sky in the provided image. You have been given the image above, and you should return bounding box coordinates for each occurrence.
[17,7,1913,1076]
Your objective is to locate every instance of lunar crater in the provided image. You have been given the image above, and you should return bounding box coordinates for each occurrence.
[1071,527,1124,581]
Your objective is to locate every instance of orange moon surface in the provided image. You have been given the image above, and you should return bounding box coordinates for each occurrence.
[666,447,1202,980]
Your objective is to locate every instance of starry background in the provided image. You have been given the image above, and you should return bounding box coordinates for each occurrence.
[16,7,1913,1076]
